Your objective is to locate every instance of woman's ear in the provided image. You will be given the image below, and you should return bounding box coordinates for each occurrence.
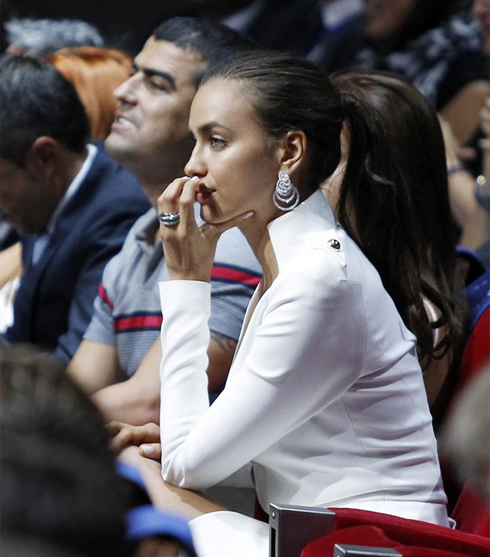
[279,130,307,175]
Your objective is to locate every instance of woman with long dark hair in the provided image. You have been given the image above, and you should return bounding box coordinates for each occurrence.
[112,51,449,557]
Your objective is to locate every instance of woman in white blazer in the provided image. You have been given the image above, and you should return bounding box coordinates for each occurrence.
[113,51,449,557]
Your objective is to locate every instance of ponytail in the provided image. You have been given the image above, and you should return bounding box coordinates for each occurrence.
[332,71,467,369]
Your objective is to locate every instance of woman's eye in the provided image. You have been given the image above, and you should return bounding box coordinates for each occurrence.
[210,136,226,149]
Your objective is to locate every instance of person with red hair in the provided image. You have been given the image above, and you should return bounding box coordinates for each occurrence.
[46,47,133,141]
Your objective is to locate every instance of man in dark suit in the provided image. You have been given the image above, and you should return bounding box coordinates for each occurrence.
[0,54,150,361]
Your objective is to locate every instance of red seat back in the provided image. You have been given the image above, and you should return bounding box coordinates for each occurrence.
[300,507,490,557]
[451,481,490,537]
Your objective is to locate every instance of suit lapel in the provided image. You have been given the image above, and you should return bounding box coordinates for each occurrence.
[14,148,104,330]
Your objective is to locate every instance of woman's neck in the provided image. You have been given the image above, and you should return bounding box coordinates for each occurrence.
[239,216,279,292]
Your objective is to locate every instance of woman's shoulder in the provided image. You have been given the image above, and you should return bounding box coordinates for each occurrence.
[274,226,362,302]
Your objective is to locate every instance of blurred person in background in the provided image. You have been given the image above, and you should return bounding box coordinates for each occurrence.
[0,0,19,332]
[0,0,19,251]
[5,17,104,56]
[0,55,149,361]
[441,0,490,268]
[46,46,133,141]
[441,364,490,499]
[1,15,108,317]
[0,47,135,333]
[163,0,324,56]
[0,345,196,557]
[318,0,488,151]
[0,345,130,557]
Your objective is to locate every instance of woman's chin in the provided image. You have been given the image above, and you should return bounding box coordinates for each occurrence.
[199,205,222,225]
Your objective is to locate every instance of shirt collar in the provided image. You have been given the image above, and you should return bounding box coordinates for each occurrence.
[46,143,98,235]
[135,208,160,253]
[267,189,341,271]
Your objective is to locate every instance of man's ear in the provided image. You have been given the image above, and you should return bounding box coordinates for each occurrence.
[279,130,307,175]
[28,137,62,169]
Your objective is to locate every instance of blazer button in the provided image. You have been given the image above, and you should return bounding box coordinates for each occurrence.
[328,238,341,251]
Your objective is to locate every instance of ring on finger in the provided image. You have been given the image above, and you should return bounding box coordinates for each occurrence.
[158,212,180,227]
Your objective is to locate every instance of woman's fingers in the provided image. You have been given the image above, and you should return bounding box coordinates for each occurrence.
[158,176,188,211]
[109,422,161,454]
[157,175,218,281]
[139,442,162,461]
[106,420,126,437]
[201,210,254,240]
[157,176,201,241]
[156,175,253,281]
[178,176,200,230]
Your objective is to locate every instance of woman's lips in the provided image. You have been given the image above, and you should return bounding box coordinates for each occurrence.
[195,184,215,203]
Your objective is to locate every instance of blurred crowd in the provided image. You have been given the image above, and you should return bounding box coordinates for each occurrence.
[0,1,489,556]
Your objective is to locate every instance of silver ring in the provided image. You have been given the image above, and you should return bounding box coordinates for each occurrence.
[158,212,180,227]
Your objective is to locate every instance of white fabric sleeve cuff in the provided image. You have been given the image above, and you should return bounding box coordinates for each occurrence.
[189,511,269,557]
[159,280,211,317]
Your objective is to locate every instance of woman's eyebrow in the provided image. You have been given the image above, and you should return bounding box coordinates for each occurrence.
[196,122,233,134]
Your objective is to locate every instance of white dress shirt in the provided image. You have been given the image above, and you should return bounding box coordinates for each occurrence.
[158,190,448,557]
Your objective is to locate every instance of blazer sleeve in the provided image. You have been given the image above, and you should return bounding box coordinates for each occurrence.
[158,259,367,489]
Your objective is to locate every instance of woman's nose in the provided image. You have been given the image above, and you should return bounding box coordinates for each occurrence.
[185,146,206,178]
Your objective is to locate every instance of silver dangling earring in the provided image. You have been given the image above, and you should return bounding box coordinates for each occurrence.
[272,171,300,212]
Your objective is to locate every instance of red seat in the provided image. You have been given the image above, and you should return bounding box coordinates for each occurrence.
[451,481,490,538]
[299,507,490,557]
[455,306,490,401]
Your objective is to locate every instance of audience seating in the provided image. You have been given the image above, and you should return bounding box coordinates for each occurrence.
[451,481,490,538]
[268,503,490,557]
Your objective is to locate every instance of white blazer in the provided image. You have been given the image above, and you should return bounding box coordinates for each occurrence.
[158,190,448,557]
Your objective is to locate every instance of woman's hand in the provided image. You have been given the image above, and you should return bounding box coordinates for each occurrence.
[157,176,253,282]
[108,421,162,461]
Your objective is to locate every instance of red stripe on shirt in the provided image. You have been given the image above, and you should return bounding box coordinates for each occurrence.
[99,283,114,310]
[114,315,163,332]
[211,266,261,287]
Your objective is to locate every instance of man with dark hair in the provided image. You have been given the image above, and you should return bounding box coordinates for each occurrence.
[0,55,150,361]
[68,17,260,425]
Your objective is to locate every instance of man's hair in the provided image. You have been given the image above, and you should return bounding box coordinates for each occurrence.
[0,345,130,557]
[152,17,255,85]
[0,54,90,165]
[5,18,104,56]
